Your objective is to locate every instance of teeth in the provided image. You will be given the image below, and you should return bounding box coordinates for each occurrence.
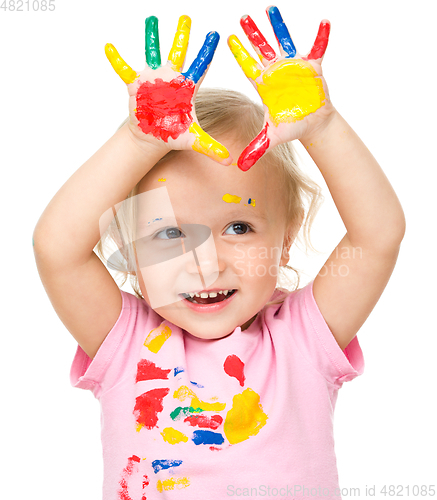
[186,289,234,298]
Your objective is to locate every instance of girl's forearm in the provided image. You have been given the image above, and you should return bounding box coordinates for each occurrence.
[300,110,406,252]
[33,124,168,266]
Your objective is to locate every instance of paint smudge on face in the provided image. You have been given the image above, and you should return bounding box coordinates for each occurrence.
[136,359,171,382]
[144,323,172,353]
[174,366,184,376]
[170,406,203,421]
[247,198,256,207]
[173,385,226,412]
[134,387,170,431]
[156,477,190,492]
[257,59,325,125]
[224,355,246,387]
[118,455,149,500]
[152,459,183,473]
[222,193,242,204]
[184,414,223,430]
[224,388,268,444]
[238,123,270,171]
[135,77,195,142]
[189,122,230,161]
[192,429,225,446]
[158,178,166,181]
[161,427,189,444]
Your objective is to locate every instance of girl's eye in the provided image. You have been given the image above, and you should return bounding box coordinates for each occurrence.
[155,227,185,240]
[225,222,253,235]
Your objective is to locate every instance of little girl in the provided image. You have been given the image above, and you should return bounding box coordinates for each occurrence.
[33,7,405,500]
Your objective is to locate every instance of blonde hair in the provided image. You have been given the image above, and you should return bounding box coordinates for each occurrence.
[96,88,324,306]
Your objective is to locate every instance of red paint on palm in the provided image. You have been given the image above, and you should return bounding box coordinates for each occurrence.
[135,76,195,142]
[223,354,246,386]
[238,123,270,171]
[305,21,330,60]
[133,387,170,429]
[136,359,171,382]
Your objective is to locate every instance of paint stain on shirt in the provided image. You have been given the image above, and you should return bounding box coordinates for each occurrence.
[134,387,170,431]
[144,324,172,353]
[136,359,171,382]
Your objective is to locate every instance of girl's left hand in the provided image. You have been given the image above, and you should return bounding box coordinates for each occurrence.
[228,6,335,170]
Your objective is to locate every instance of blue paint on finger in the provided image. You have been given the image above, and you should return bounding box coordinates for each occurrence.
[267,6,296,58]
[182,31,219,83]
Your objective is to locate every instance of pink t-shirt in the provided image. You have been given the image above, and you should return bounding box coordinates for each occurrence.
[71,281,364,500]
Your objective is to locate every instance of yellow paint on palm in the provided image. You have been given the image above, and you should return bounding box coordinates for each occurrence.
[223,193,241,204]
[228,35,261,80]
[168,15,191,72]
[157,477,190,492]
[189,123,230,160]
[173,385,226,411]
[144,323,172,353]
[224,388,267,444]
[105,43,139,84]
[161,427,189,444]
[257,59,325,125]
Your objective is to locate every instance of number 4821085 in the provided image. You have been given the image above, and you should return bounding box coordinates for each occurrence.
[1,0,55,11]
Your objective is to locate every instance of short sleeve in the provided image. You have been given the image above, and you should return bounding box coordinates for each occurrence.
[70,290,149,399]
[276,280,364,386]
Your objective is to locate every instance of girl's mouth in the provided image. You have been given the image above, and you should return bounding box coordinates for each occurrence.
[179,289,237,305]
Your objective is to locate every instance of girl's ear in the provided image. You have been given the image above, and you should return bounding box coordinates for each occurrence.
[280,209,304,266]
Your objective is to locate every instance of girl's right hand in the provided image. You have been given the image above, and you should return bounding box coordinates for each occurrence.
[105,15,232,165]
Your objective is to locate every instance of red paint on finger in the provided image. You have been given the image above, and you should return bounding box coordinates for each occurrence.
[304,21,331,60]
[240,16,276,61]
[238,123,270,171]
[135,76,195,142]
[224,354,246,386]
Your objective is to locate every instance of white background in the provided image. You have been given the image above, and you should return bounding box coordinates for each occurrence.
[1,0,436,498]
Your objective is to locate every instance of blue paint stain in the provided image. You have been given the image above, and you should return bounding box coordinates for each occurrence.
[183,31,219,83]
[267,6,296,58]
[248,198,251,205]
[174,366,184,376]
[190,380,204,388]
[192,430,224,446]
[152,459,183,473]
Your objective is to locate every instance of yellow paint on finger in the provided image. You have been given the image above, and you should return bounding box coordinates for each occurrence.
[173,385,226,411]
[257,59,325,125]
[157,477,190,492]
[224,388,268,444]
[228,35,261,80]
[189,123,230,161]
[168,15,191,72]
[144,323,172,353]
[105,43,138,84]
[161,427,189,444]
[222,193,241,204]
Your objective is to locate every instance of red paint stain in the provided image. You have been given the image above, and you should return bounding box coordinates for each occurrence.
[133,388,170,430]
[304,21,330,60]
[135,76,195,142]
[118,455,141,500]
[184,414,223,429]
[238,123,270,171]
[224,354,246,386]
[209,446,222,451]
[136,359,171,383]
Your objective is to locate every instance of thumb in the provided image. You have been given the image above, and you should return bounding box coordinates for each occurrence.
[237,123,270,171]
[189,122,233,166]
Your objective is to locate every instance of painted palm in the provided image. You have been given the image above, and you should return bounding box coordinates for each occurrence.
[105,16,231,165]
[228,6,333,170]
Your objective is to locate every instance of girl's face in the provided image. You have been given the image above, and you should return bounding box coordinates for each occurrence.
[134,141,297,340]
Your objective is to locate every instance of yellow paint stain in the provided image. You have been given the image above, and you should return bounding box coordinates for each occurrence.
[173,385,226,411]
[168,15,191,72]
[136,423,143,433]
[224,388,268,444]
[222,193,241,204]
[161,427,189,444]
[158,178,166,181]
[156,477,190,492]
[228,35,261,80]
[257,59,325,125]
[189,123,230,161]
[144,323,172,353]
[105,43,139,84]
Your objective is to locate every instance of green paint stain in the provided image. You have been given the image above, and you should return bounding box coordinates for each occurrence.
[170,406,203,421]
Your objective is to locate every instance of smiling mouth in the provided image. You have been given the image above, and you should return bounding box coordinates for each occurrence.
[179,290,237,304]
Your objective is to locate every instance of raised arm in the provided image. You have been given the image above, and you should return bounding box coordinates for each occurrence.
[228,6,405,350]
[34,15,230,359]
